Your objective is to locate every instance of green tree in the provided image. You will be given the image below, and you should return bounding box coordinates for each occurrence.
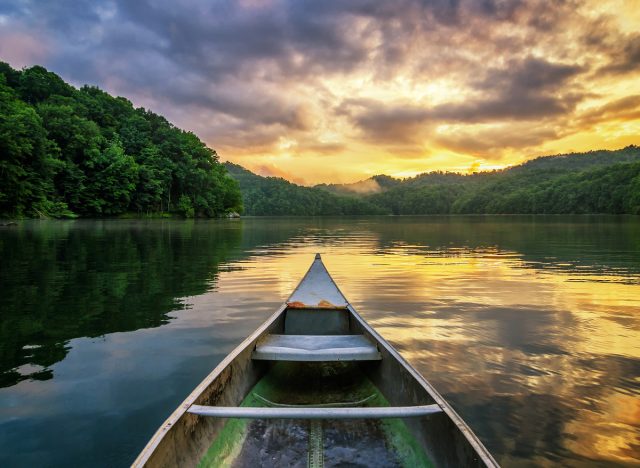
[80,138,139,215]
[18,65,73,104]
[0,78,56,216]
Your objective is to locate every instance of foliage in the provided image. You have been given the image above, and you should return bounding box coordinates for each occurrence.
[0,63,242,218]
[0,75,54,217]
[227,147,640,216]
[177,194,195,218]
[447,157,640,215]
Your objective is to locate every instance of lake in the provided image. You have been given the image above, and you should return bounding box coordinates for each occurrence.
[0,216,638,467]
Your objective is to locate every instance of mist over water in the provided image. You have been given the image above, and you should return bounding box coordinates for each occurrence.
[0,217,638,466]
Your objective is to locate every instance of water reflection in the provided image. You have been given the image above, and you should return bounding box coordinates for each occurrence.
[0,216,638,466]
[0,220,241,387]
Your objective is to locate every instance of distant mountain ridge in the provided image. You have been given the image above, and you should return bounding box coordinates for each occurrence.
[227,146,640,215]
[315,146,640,195]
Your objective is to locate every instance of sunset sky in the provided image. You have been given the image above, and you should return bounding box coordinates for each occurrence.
[1,0,640,184]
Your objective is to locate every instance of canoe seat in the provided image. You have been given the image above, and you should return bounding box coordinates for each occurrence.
[252,334,382,362]
[187,404,442,419]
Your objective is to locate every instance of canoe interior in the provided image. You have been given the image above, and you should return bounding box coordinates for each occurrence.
[135,256,497,467]
[199,361,434,467]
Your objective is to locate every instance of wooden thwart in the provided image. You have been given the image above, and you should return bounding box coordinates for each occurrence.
[187,404,443,419]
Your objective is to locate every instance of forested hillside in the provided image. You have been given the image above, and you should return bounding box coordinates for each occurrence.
[224,163,385,215]
[0,63,241,218]
[229,147,640,215]
[367,147,640,214]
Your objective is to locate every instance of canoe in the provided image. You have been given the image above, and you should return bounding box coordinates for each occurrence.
[133,254,499,467]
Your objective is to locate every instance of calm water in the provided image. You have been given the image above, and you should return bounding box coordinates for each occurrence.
[0,217,638,467]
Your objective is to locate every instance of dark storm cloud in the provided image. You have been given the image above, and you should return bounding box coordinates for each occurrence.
[111,0,373,79]
[473,57,583,94]
[3,0,576,87]
[443,57,586,120]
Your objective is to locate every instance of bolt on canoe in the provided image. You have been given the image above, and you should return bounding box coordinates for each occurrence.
[133,254,499,467]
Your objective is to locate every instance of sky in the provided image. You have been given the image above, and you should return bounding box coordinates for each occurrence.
[1,0,640,184]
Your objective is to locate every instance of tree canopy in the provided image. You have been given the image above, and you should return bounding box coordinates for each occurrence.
[0,63,242,218]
